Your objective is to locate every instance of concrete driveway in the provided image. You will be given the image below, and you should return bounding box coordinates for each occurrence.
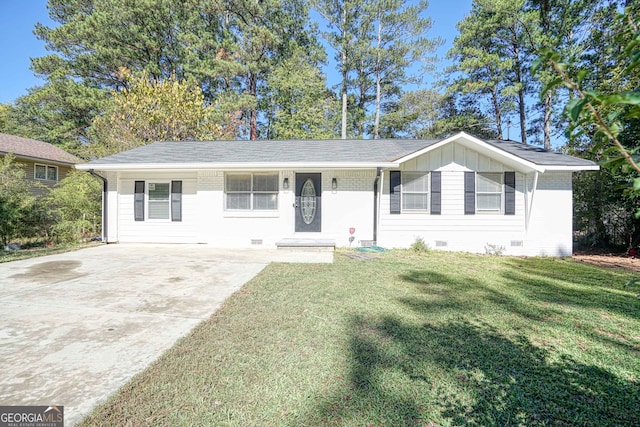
[0,244,332,426]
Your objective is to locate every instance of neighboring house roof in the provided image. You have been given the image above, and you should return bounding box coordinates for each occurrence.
[0,133,80,165]
[76,132,598,172]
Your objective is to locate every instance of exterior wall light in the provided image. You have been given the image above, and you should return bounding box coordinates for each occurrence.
[332,177,338,190]
[283,177,289,190]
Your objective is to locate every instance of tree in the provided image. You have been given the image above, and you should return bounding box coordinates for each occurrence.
[314,0,366,139]
[49,170,102,243]
[367,0,440,139]
[87,70,241,157]
[535,5,640,247]
[264,51,339,139]
[315,0,439,139]
[447,0,538,143]
[0,154,36,247]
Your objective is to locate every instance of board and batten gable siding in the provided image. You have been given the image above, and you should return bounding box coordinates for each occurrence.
[117,172,198,243]
[376,141,570,256]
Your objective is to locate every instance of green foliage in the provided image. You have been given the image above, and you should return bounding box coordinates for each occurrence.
[0,154,37,247]
[410,236,430,252]
[535,6,640,216]
[48,170,102,243]
[87,71,242,157]
[445,0,538,142]
[264,52,339,139]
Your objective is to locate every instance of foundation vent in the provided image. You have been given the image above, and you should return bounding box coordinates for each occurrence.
[251,239,263,245]
[435,240,448,247]
[510,240,523,247]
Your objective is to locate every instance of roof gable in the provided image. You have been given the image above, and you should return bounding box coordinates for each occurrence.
[395,132,597,172]
[0,133,79,165]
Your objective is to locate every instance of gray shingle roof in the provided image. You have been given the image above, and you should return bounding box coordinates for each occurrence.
[483,138,594,167]
[0,133,79,164]
[81,134,596,168]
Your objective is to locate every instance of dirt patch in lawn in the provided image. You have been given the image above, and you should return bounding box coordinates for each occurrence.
[573,252,640,272]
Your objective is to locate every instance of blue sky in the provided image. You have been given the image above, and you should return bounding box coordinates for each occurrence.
[0,0,472,105]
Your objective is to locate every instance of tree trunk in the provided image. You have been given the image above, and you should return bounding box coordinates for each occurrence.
[341,6,348,140]
[249,72,258,140]
[514,44,527,144]
[543,90,552,150]
[491,86,503,138]
[373,11,382,140]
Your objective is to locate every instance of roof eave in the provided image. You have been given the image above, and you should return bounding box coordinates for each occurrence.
[540,165,600,171]
[1,151,78,166]
[76,161,399,171]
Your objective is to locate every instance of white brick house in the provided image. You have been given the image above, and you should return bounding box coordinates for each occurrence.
[76,132,598,256]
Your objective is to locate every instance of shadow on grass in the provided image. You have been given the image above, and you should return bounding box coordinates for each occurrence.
[499,258,640,320]
[301,316,639,426]
[299,261,639,426]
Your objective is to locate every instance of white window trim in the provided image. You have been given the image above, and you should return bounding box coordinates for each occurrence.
[401,171,430,213]
[224,172,279,212]
[34,164,58,182]
[146,181,171,221]
[476,172,503,213]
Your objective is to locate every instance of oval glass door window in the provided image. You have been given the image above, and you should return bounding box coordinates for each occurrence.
[301,178,317,224]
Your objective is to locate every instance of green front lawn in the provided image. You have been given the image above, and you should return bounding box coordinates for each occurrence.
[80,250,640,426]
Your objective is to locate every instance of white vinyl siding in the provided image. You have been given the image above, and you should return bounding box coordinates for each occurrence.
[117,176,197,243]
[402,172,429,211]
[225,173,278,211]
[476,172,502,212]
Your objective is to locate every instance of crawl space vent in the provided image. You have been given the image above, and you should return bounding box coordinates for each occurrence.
[435,240,448,247]
[251,239,263,245]
[510,240,523,247]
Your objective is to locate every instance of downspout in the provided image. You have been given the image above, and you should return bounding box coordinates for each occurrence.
[373,167,381,244]
[89,169,108,243]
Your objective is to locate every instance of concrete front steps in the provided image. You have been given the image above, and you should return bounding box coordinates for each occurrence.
[275,238,336,252]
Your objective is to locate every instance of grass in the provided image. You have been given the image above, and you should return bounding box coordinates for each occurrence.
[79,250,640,426]
[0,241,100,263]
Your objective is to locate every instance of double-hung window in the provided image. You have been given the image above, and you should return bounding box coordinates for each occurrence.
[476,173,503,212]
[225,173,278,211]
[402,172,429,211]
[390,171,440,214]
[464,171,516,215]
[35,164,58,181]
[148,183,171,219]
[134,181,182,221]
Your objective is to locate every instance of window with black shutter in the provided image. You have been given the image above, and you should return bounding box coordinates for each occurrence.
[431,171,441,215]
[390,171,401,214]
[134,181,145,221]
[504,172,516,215]
[171,181,182,222]
[464,172,475,214]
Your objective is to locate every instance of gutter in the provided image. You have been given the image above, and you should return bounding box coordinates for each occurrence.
[89,169,108,243]
[373,167,381,244]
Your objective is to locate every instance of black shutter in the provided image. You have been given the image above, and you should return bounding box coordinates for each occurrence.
[504,172,515,215]
[390,171,401,214]
[134,181,145,221]
[464,172,475,215]
[171,181,182,222]
[430,171,441,215]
